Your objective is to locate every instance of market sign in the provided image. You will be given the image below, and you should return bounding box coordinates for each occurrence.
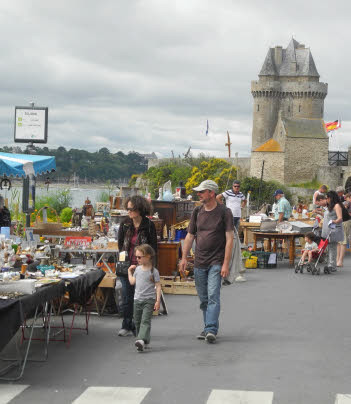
[14,106,48,143]
[64,236,92,248]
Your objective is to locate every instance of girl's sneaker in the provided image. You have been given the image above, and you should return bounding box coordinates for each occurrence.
[135,340,145,352]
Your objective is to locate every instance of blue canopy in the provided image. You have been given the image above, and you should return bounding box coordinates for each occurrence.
[0,152,56,178]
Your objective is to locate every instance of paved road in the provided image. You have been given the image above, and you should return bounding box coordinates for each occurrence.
[1,257,351,404]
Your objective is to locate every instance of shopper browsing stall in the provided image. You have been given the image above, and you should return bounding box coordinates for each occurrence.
[128,244,161,352]
[117,196,157,337]
[179,180,234,344]
[0,195,11,228]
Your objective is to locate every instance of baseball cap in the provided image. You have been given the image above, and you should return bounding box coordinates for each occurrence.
[273,189,284,197]
[193,180,219,193]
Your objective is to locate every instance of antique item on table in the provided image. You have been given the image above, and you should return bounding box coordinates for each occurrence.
[83,197,94,218]
[163,224,168,240]
[35,206,62,232]
[71,208,83,227]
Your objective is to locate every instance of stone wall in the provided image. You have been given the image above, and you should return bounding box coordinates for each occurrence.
[316,166,351,190]
[284,137,328,184]
[250,151,285,183]
[286,187,314,205]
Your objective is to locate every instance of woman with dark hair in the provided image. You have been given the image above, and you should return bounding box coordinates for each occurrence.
[117,195,158,336]
[322,191,344,273]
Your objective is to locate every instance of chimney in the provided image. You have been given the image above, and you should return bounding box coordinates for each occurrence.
[274,46,282,66]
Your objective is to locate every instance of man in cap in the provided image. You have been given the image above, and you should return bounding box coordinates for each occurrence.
[216,180,246,230]
[179,180,234,344]
[273,189,292,223]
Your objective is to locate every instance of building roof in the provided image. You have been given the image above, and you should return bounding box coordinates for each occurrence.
[282,117,328,139]
[259,38,320,78]
[254,139,282,152]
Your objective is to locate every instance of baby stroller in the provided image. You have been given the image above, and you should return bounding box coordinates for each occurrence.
[294,237,328,274]
[294,218,328,275]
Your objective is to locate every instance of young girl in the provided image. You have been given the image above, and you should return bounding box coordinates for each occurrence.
[301,232,319,264]
[128,244,161,352]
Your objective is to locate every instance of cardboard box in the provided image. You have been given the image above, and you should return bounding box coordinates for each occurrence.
[99,273,117,288]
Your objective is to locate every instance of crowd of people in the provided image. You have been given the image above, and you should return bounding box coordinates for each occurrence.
[1,179,348,350]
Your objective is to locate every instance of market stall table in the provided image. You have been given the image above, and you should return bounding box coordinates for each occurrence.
[60,249,118,273]
[252,231,304,266]
[240,221,261,245]
[0,281,66,380]
[57,269,105,347]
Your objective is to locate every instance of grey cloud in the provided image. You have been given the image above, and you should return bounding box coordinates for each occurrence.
[0,0,350,158]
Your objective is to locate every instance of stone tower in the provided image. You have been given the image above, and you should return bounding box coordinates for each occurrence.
[251,39,328,149]
[250,39,329,184]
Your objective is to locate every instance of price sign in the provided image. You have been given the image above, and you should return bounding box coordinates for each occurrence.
[64,236,92,248]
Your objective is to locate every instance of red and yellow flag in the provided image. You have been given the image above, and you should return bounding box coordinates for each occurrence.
[325,120,341,132]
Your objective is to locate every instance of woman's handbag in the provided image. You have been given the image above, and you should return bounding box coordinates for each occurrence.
[115,261,130,277]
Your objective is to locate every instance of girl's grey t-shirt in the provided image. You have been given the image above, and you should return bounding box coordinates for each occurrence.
[134,266,160,301]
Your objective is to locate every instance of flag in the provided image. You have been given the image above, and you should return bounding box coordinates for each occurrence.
[325,119,341,132]
[205,120,209,136]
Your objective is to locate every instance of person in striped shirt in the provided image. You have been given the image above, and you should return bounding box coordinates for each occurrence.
[216,180,246,230]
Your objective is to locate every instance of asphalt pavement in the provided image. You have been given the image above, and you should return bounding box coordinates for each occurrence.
[1,256,351,404]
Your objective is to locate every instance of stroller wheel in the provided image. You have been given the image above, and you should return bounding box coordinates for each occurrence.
[324,266,330,274]
[300,266,303,274]
[294,264,300,273]
[306,264,312,272]
[316,268,320,275]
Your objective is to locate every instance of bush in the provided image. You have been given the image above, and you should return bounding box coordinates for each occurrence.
[60,207,73,223]
[240,177,292,208]
[185,158,237,196]
[35,189,72,218]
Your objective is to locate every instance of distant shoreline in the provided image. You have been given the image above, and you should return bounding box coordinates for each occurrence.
[8,180,123,191]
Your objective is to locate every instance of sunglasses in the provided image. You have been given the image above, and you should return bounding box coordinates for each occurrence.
[233,185,240,188]
[126,207,136,212]
[135,255,145,259]
[198,190,208,194]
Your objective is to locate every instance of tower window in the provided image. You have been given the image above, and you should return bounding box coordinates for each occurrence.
[288,106,290,112]
[257,104,259,112]
[299,105,301,112]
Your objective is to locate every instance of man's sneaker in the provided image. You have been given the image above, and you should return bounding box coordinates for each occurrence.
[144,343,151,350]
[235,275,246,282]
[196,331,206,340]
[205,332,216,343]
[222,279,231,286]
[118,328,133,337]
[135,340,145,352]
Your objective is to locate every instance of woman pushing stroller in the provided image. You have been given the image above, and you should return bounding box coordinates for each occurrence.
[321,191,344,273]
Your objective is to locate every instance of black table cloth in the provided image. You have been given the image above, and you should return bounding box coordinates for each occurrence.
[0,281,65,352]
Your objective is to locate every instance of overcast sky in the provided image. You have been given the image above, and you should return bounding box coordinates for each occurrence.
[0,0,350,158]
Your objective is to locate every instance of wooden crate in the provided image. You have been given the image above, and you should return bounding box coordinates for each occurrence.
[161,281,175,294]
[173,281,197,295]
[160,276,197,295]
[160,276,180,285]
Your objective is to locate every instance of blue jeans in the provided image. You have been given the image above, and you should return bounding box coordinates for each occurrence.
[120,276,136,333]
[233,217,240,230]
[194,265,222,335]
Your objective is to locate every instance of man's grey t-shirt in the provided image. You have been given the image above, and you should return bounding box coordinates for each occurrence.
[134,266,160,301]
